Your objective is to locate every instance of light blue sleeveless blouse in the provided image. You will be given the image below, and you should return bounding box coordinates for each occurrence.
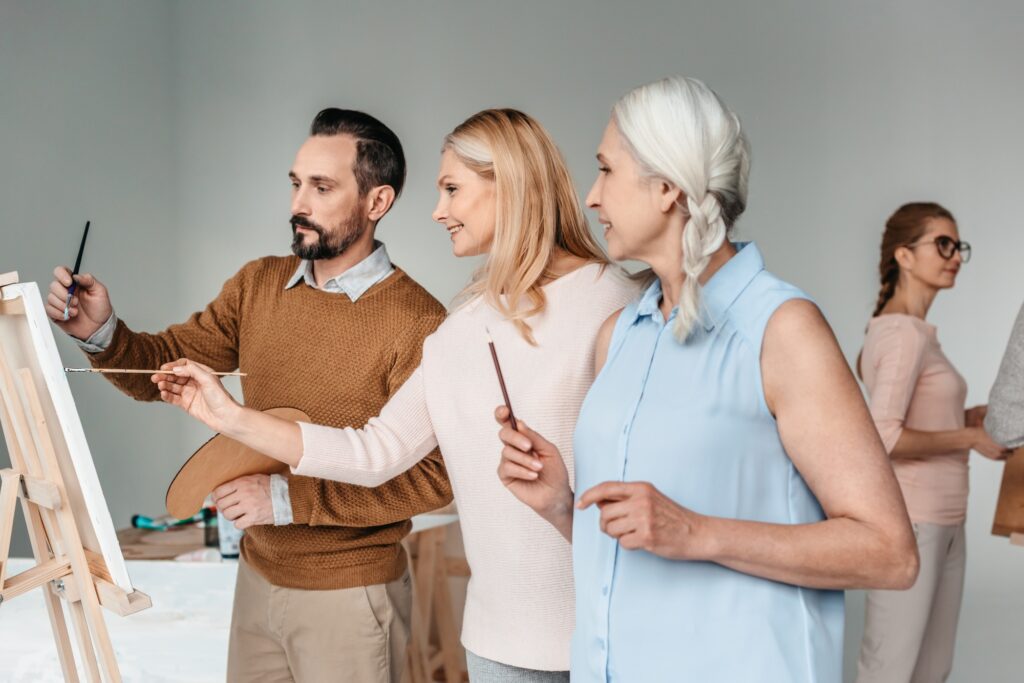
[571,242,844,682]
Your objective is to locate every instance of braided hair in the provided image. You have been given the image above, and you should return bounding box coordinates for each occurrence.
[856,202,956,379]
[613,77,750,341]
[872,202,955,317]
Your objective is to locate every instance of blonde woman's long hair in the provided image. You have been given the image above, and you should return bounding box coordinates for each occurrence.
[446,108,609,343]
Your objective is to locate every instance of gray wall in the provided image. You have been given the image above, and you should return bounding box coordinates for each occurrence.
[3,1,1023,680]
[0,1,182,557]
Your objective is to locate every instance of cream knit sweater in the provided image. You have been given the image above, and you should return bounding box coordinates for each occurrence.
[295,263,641,670]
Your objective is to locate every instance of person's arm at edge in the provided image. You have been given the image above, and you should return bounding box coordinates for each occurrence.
[986,302,1024,448]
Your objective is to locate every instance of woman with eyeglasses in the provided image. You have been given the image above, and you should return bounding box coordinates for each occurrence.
[856,202,1011,683]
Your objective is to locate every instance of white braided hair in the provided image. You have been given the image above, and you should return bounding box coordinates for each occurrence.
[612,76,751,341]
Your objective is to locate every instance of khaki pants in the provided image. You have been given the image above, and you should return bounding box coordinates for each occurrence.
[856,522,966,683]
[226,558,412,683]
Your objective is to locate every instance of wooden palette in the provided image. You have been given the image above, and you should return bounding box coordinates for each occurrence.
[992,448,1024,537]
[165,407,309,519]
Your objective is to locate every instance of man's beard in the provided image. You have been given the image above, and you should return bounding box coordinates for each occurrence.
[290,209,366,260]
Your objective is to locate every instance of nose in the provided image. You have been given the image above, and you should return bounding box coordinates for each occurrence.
[432,194,447,223]
[585,177,600,209]
[291,187,311,217]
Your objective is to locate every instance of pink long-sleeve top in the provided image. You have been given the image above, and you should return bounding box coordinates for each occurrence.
[292,263,642,670]
[861,314,969,525]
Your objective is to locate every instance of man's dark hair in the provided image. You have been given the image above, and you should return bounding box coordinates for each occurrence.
[309,108,406,199]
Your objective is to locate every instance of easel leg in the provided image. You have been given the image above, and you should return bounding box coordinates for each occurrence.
[2,368,81,682]
[0,470,19,585]
[432,547,463,683]
[2,476,81,682]
[44,585,80,682]
[16,367,122,682]
[24,500,79,682]
[65,591,102,682]
[411,528,436,679]
[0,337,130,682]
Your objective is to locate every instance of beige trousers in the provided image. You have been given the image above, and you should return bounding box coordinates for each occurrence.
[856,522,966,683]
[226,558,412,683]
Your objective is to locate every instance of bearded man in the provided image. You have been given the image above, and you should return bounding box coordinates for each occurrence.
[47,109,452,683]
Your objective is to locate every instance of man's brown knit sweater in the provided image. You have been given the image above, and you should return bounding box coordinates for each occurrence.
[88,255,453,590]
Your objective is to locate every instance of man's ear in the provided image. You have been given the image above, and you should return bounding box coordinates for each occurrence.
[366,185,397,222]
[658,181,684,214]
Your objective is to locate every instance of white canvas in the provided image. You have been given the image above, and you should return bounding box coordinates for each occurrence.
[0,281,133,592]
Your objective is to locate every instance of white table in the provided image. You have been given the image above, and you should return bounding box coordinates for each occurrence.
[0,514,459,683]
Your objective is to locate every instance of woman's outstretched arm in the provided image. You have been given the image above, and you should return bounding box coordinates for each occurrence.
[155,359,438,486]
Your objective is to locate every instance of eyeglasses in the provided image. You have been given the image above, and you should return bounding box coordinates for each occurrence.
[906,235,972,263]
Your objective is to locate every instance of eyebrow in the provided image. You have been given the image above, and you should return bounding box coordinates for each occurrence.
[436,175,454,188]
[289,171,337,186]
[596,153,609,163]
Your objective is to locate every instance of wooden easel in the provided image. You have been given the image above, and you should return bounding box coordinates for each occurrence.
[0,271,150,682]
[404,519,469,683]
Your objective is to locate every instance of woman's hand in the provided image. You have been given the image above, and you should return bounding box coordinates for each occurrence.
[577,481,709,560]
[967,426,1013,460]
[965,405,988,428]
[152,359,242,433]
[495,406,574,540]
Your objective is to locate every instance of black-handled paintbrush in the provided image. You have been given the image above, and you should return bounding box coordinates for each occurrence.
[62,220,91,320]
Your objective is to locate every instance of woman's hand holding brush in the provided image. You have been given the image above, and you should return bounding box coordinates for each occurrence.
[495,405,574,541]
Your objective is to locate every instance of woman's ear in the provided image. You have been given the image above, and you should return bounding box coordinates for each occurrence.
[658,181,684,214]
[893,245,915,271]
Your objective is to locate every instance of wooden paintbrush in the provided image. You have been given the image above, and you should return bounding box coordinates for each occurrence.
[65,368,247,377]
[484,326,518,431]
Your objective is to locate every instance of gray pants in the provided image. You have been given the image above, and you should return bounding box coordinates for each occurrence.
[465,650,570,683]
[856,522,966,683]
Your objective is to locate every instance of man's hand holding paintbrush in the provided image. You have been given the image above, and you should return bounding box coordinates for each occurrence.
[46,266,113,341]
[46,220,112,340]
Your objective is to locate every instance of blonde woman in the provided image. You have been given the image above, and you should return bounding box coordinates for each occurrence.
[495,77,919,681]
[153,109,641,681]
